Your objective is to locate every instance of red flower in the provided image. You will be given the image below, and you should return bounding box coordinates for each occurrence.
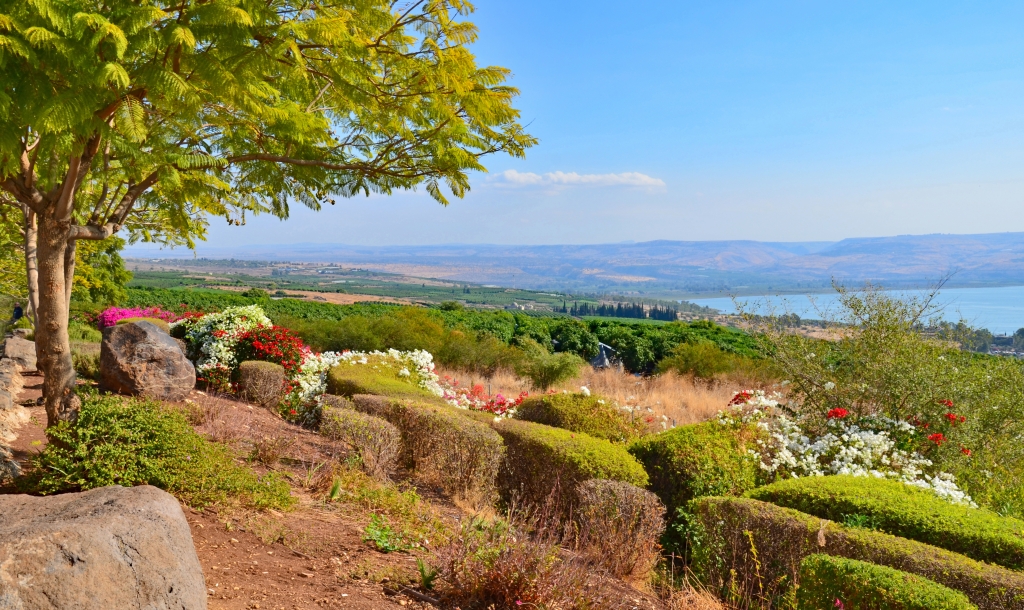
[729,391,753,406]
[289,409,297,415]
[940,399,954,408]
[961,446,972,456]
[928,433,946,446]
[834,600,845,610]
[944,412,965,425]
[827,408,849,419]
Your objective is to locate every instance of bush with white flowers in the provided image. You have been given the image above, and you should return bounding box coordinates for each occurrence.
[719,390,976,506]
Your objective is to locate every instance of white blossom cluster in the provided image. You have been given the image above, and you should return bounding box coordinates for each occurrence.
[172,305,272,379]
[335,349,444,396]
[719,391,977,507]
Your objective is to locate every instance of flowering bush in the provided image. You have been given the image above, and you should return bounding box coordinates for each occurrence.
[718,390,976,506]
[438,375,528,417]
[172,305,272,390]
[98,306,178,329]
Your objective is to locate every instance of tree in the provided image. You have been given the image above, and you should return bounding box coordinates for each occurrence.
[0,0,534,427]
[71,236,132,305]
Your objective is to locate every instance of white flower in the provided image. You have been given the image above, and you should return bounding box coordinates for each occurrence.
[824,382,836,391]
[580,386,591,397]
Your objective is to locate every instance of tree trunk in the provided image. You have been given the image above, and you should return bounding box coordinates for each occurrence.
[36,212,79,428]
[23,208,38,325]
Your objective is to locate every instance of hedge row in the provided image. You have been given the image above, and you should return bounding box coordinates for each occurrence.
[320,397,401,480]
[492,418,648,514]
[691,497,1024,610]
[748,475,1024,571]
[326,362,437,400]
[350,395,503,501]
[514,393,645,443]
[797,554,977,610]
[628,421,762,540]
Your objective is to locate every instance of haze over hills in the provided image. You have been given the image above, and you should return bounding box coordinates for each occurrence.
[129,232,1024,297]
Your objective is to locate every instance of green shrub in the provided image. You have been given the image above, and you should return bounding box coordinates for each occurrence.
[68,322,103,342]
[351,395,503,501]
[320,396,401,480]
[691,497,1024,610]
[21,394,293,510]
[71,342,101,381]
[512,339,586,390]
[797,554,976,610]
[327,360,437,400]
[237,360,286,410]
[748,475,1024,571]
[492,418,648,513]
[114,316,171,333]
[514,392,644,442]
[628,421,762,549]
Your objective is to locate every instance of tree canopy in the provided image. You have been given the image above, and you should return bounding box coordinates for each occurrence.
[0,0,535,244]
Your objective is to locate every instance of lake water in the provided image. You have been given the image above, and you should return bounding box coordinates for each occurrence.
[689,286,1024,335]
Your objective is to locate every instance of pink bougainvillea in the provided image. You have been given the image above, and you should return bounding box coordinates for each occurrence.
[97,306,178,329]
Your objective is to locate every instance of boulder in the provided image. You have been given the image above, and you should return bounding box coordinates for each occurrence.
[0,358,27,442]
[100,321,196,401]
[0,485,207,609]
[2,336,36,372]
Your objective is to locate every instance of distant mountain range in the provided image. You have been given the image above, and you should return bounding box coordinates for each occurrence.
[128,232,1024,297]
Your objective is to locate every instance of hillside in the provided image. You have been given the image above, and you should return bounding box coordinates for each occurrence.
[127,232,1024,296]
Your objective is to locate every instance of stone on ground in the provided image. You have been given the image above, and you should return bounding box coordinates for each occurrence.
[0,485,207,609]
[100,320,195,401]
[2,336,36,372]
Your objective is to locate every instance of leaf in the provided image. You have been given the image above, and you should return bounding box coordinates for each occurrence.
[95,62,130,90]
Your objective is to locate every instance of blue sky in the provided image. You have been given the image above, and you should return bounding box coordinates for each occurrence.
[163,1,1024,249]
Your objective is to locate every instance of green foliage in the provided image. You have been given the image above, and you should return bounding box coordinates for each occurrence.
[241,288,270,299]
[493,419,648,513]
[417,558,439,590]
[21,394,293,510]
[549,318,600,360]
[363,514,411,553]
[68,321,102,342]
[629,421,763,552]
[758,286,1024,517]
[591,318,763,373]
[512,338,586,389]
[797,554,977,610]
[114,316,171,333]
[691,497,1024,610]
[71,345,101,381]
[327,362,436,400]
[320,399,401,480]
[748,475,1024,571]
[351,395,503,501]
[658,341,776,383]
[514,392,644,442]
[72,237,132,306]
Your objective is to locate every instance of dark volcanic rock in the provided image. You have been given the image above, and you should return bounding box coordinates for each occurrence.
[0,485,207,609]
[100,321,195,401]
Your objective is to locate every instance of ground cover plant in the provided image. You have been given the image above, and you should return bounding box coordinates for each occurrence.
[21,393,293,510]
[796,554,977,610]
[748,475,1024,570]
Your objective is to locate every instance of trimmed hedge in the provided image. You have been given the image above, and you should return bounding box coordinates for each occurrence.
[351,395,503,501]
[797,554,977,610]
[691,497,1024,610]
[492,418,648,513]
[237,361,285,409]
[115,317,171,333]
[327,362,436,400]
[574,479,666,579]
[628,421,761,541]
[514,392,645,442]
[320,397,400,480]
[748,475,1024,571]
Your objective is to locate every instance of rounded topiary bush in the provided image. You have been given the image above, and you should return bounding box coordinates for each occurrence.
[797,554,977,610]
[748,475,1024,571]
[514,392,645,442]
[326,361,435,399]
[237,361,285,410]
[114,317,171,334]
[628,420,762,548]
[320,398,401,480]
[574,479,666,579]
[493,418,648,514]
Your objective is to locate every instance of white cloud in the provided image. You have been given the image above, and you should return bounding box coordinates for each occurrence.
[493,169,665,188]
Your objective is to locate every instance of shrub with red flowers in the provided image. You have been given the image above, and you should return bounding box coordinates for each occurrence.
[233,326,308,376]
[439,375,529,417]
[826,408,849,420]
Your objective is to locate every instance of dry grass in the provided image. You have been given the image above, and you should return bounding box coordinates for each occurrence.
[438,365,761,431]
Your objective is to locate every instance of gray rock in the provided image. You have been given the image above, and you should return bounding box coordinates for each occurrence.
[100,321,195,401]
[0,358,27,443]
[0,485,207,609]
[2,337,36,372]
[10,328,30,339]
